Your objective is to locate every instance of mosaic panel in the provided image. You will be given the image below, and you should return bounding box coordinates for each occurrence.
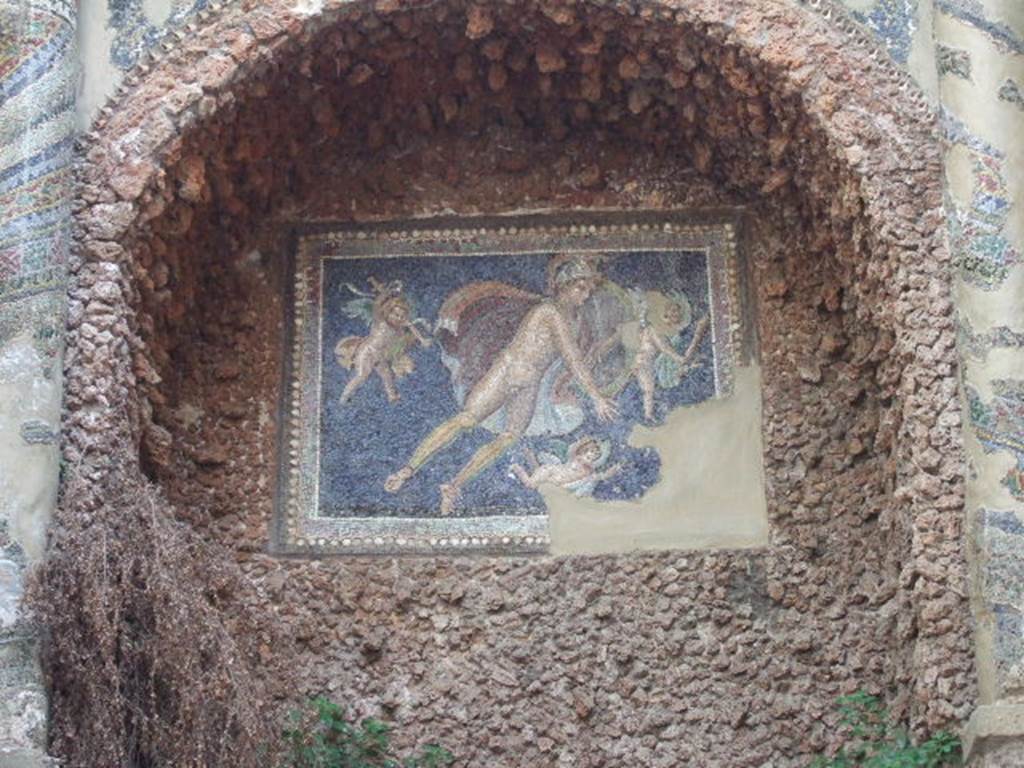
[936,0,1024,56]
[943,112,1020,290]
[0,0,75,305]
[847,0,918,64]
[275,214,745,555]
[981,509,1024,691]
[969,382,1024,504]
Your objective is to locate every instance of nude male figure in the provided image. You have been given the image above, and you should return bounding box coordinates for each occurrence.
[384,258,617,515]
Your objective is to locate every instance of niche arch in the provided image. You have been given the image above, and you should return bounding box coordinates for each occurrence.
[59,0,972,764]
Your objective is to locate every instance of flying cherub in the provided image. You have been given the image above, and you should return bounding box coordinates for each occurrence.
[509,436,622,497]
[586,289,709,421]
[335,277,431,405]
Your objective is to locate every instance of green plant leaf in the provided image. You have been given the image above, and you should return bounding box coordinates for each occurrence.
[280,698,455,768]
[812,693,962,768]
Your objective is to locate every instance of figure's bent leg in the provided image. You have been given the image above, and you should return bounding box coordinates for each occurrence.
[439,431,519,515]
[384,411,478,492]
[340,368,371,404]
[637,369,656,421]
[376,363,399,402]
[438,387,537,512]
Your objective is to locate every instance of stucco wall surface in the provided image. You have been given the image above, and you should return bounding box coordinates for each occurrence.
[933,1,1024,761]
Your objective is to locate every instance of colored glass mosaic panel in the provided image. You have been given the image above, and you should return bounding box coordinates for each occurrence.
[275,214,747,555]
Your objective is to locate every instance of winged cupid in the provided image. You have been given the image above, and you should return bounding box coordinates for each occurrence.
[383,254,618,515]
[581,288,709,422]
[334,277,431,405]
[509,436,623,498]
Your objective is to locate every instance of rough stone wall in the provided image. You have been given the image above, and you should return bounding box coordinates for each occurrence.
[49,0,977,765]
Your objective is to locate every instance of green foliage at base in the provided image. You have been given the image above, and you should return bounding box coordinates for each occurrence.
[811,692,961,768]
[281,697,455,768]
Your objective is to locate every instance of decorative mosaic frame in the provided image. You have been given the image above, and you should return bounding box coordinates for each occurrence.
[273,211,746,556]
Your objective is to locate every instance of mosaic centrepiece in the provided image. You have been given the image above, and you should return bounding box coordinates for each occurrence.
[276,215,746,555]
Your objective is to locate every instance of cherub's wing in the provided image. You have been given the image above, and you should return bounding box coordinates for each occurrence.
[537,451,563,467]
[435,281,542,402]
[341,295,375,326]
[655,333,685,389]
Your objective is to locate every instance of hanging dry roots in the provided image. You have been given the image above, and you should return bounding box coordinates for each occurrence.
[27,463,279,767]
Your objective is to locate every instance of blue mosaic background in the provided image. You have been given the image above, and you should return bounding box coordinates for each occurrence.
[850,0,917,64]
[318,251,716,518]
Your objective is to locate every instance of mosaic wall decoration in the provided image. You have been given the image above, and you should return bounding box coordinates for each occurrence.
[0,0,76,755]
[935,0,1024,56]
[980,508,1024,692]
[943,111,1020,290]
[0,0,75,304]
[107,0,207,70]
[275,214,745,555]
[969,382,1024,504]
[846,0,918,64]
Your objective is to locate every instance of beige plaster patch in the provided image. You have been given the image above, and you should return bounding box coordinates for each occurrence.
[547,364,768,555]
[0,330,60,565]
[946,143,976,211]
[957,267,1024,332]
[907,0,940,104]
[142,0,173,26]
[76,0,123,130]
[981,0,1024,39]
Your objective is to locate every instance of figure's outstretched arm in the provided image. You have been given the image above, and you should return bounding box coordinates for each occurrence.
[585,327,623,365]
[406,322,432,348]
[510,463,536,488]
[594,462,624,482]
[550,310,618,420]
[677,315,710,369]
